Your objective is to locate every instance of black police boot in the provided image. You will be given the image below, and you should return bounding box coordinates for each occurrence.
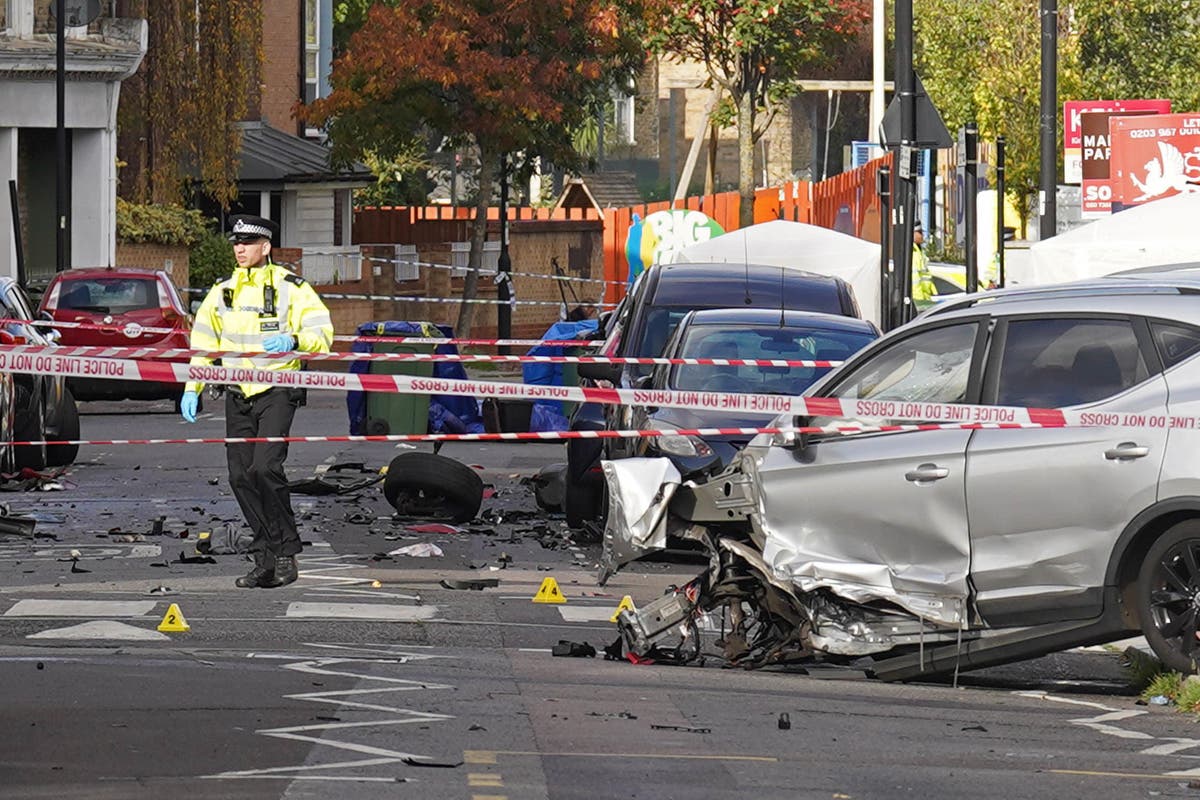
[270,555,299,588]
[235,552,275,589]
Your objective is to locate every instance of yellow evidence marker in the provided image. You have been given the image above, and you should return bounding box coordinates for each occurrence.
[532,577,567,604]
[609,595,636,623]
[157,603,190,632]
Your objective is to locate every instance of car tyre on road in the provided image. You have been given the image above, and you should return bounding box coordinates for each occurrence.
[46,388,79,468]
[1136,520,1200,674]
[14,386,46,471]
[383,452,484,523]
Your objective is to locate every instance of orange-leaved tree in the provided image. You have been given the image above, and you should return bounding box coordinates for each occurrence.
[305,0,647,336]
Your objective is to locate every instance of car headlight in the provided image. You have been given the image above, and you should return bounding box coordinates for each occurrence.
[644,420,714,457]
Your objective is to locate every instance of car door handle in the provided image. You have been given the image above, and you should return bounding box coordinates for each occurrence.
[905,464,950,483]
[1105,443,1151,460]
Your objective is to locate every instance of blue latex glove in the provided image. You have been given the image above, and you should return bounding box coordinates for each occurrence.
[180,391,199,423]
[263,333,296,353]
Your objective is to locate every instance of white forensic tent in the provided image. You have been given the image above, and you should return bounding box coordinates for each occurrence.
[1025,191,1200,285]
[669,220,883,326]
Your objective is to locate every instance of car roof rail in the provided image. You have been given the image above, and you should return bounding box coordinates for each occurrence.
[923,281,1189,317]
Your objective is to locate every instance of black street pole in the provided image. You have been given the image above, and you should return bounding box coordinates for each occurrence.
[1039,0,1057,240]
[965,122,978,293]
[892,0,917,327]
[496,154,512,355]
[56,0,67,272]
[996,135,1006,288]
[877,165,892,329]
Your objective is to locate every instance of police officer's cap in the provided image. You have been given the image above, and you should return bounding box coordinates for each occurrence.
[227,214,280,243]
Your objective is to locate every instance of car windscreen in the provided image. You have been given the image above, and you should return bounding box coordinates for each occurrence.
[52,278,158,313]
[668,324,875,395]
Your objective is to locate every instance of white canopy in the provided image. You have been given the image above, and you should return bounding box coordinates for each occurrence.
[668,219,883,325]
[1026,191,1200,285]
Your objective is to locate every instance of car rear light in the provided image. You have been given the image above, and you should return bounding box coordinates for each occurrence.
[0,331,26,345]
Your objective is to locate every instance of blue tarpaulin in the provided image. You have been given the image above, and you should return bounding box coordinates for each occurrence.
[346,321,484,435]
[522,319,598,432]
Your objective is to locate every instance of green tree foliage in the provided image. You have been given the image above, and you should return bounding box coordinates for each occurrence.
[117,0,262,207]
[115,199,211,247]
[914,0,1081,229]
[1072,0,1200,111]
[647,0,869,227]
[188,231,238,291]
[305,0,647,336]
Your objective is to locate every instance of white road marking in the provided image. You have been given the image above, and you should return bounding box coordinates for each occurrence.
[1018,689,1200,760]
[204,644,454,782]
[304,586,423,601]
[557,606,620,623]
[26,620,168,641]
[4,599,157,617]
[285,602,438,621]
[0,543,162,562]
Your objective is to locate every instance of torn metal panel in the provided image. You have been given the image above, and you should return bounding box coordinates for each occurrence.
[598,458,680,585]
[739,430,973,627]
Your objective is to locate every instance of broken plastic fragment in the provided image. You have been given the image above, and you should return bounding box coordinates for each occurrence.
[388,542,444,558]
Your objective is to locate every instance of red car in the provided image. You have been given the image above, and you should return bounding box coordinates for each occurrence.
[38,267,193,406]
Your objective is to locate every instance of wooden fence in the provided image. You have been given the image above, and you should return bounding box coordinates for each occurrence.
[353,154,893,309]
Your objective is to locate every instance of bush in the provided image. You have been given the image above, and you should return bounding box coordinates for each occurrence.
[188,230,237,291]
[115,199,211,248]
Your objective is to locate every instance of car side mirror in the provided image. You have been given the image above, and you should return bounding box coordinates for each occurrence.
[579,362,621,384]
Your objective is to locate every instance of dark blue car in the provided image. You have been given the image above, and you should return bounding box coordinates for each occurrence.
[564,262,866,528]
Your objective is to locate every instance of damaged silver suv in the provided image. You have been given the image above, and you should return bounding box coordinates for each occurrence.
[601,266,1200,679]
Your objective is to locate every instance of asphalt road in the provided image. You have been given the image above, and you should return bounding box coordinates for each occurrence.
[0,392,1198,799]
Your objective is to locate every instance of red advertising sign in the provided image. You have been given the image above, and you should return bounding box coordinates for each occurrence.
[1063,99,1171,183]
[1110,113,1200,211]
[1080,111,1148,217]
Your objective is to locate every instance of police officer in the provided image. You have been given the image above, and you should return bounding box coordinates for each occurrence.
[181,215,334,588]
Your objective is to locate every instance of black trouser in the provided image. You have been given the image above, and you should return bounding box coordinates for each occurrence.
[225,387,302,560]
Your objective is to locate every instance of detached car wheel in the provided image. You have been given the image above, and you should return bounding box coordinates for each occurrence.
[383,452,484,523]
[1136,520,1200,674]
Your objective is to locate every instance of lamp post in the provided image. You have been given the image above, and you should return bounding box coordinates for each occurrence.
[1038,0,1057,240]
[496,154,512,355]
[56,0,67,273]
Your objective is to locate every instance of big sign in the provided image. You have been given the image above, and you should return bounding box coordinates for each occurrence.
[1110,113,1200,211]
[1064,99,1172,183]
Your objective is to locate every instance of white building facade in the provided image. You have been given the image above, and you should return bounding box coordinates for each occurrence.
[0,2,145,282]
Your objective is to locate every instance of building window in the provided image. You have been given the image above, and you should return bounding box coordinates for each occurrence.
[304,0,319,104]
[613,86,635,145]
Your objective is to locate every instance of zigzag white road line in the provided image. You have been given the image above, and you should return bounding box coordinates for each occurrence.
[204,645,454,782]
[1018,690,1200,762]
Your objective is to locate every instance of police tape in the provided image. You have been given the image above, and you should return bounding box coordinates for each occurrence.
[13,344,843,370]
[262,290,613,308]
[4,421,1064,449]
[183,255,626,288]
[0,345,1196,431]
[0,318,597,349]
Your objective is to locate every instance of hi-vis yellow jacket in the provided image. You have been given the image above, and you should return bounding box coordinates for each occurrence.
[185,262,333,398]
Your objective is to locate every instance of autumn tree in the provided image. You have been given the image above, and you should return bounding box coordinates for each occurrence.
[647,0,869,228]
[116,0,261,206]
[1072,0,1200,111]
[913,0,1081,231]
[306,0,647,336]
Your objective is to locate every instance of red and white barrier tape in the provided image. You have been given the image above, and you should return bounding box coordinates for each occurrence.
[5,421,1064,448]
[0,318,597,349]
[268,253,626,287]
[8,344,842,370]
[0,345,1191,430]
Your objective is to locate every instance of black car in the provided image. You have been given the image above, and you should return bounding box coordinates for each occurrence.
[627,308,878,475]
[563,262,862,528]
[0,277,78,469]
